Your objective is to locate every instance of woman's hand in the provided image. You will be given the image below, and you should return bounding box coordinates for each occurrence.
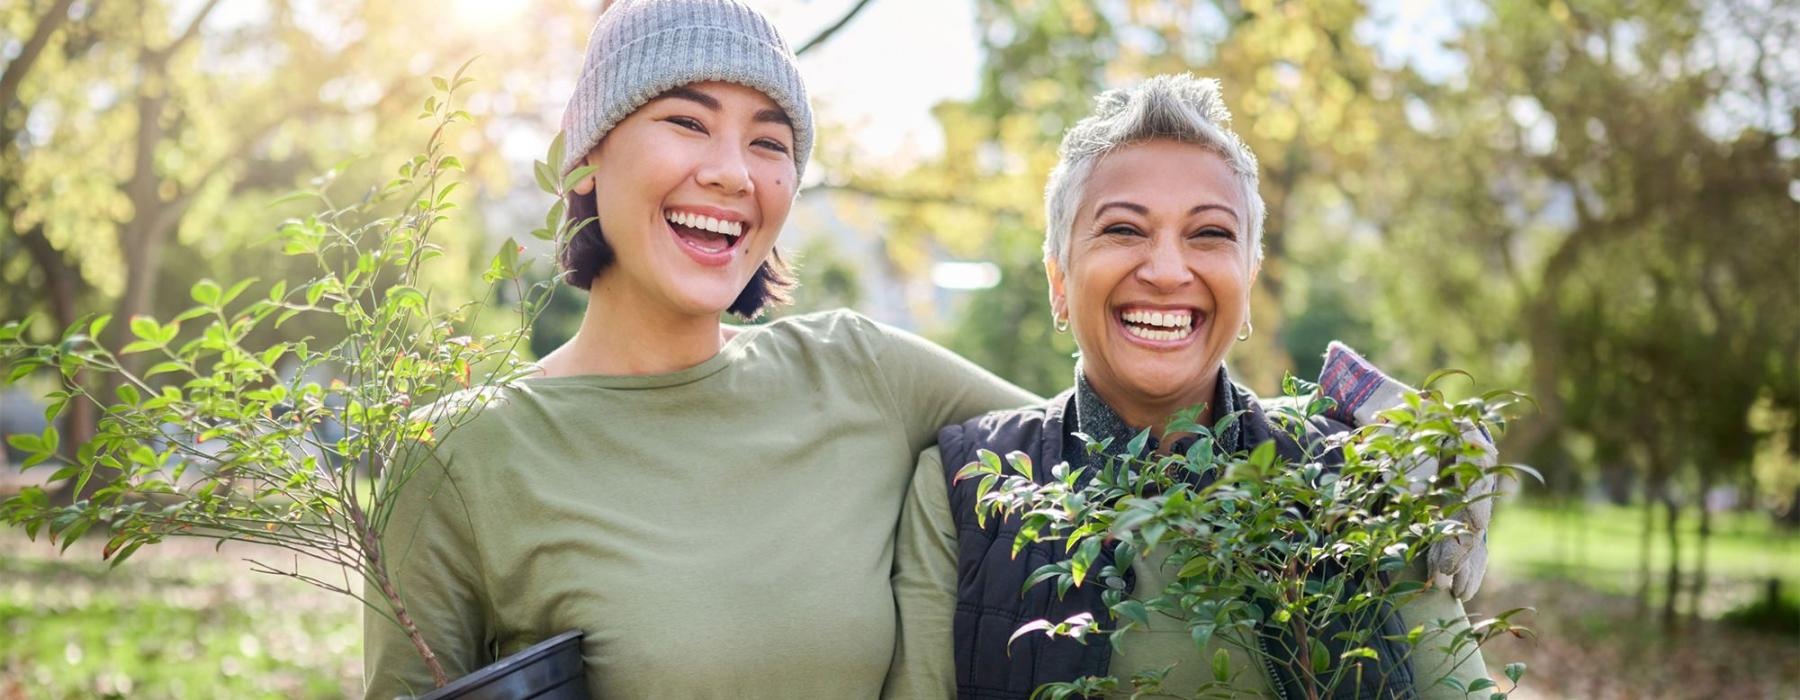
[1319,341,1495,601]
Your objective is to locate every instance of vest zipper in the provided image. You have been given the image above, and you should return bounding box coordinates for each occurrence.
[1257,631,1293,700]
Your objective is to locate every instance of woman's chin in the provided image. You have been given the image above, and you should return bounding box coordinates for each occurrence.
[664,286,747,318]
[1113,364,1218,405]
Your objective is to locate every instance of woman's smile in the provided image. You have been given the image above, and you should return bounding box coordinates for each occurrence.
[1114,304,1202,345]
[663,206,749,266]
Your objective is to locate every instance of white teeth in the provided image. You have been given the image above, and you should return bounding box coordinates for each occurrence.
[1122,323,1194,342]
[1120,309,1193,330]
[665,210,742,238]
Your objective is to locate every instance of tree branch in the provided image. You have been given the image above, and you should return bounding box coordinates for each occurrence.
[18,222,83,328]
[155,0,224,60]
[796,0,877,56]
[0,0,80,109]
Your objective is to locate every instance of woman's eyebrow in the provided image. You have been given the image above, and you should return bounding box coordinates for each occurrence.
[1093,201,1148,218]
[660,86,720,110]
[1189,203,1239,223]
[755,108,791,127]
[659,86,789,128]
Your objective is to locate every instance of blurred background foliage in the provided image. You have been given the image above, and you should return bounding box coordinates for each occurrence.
[2,0,1797,697]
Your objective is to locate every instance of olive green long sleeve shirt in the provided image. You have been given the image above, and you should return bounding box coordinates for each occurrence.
[363,310,1036,699]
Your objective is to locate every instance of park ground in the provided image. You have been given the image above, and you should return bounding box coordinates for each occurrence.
[2,501,1797,699]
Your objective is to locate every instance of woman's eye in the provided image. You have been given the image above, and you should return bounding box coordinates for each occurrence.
[665,116,707,133]
[1104,224,1143,236]
[1192,226,1236,240]
[754,138,790,155]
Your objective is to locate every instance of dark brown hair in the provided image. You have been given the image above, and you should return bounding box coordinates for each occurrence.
[558,189,795,320]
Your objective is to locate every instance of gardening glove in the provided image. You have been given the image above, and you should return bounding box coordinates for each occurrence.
[1318,341,1495,601]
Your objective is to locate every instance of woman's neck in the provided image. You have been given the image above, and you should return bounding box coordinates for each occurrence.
[535,282,735,378]
[1081,370,1217,442]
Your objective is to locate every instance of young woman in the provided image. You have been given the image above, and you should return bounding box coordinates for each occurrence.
[361,1,1033,697]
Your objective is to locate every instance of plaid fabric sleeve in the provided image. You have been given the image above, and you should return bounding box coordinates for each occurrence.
[1318,341,1395,426]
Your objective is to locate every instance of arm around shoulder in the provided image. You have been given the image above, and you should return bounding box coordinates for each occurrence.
[863,316,1039,453]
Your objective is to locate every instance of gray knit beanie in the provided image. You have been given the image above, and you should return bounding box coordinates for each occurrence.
[561,0,813,180]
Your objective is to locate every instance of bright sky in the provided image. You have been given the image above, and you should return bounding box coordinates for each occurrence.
[768,0,984,165]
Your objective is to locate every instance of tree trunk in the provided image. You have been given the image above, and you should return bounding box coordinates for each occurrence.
[1689,477,1714,623]
[1660,493,1683,629]
[1635,497,1655,611]
[15,223,97,493]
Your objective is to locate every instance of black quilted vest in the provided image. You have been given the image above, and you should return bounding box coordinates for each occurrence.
[936,386,1417,700]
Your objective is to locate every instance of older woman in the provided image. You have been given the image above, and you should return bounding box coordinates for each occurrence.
[886,75,1491,699]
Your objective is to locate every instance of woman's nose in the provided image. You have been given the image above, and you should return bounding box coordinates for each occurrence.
[696,141,754,196]
[1134,234,1193,291]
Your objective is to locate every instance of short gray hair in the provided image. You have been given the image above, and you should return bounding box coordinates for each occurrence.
[1043,74,1265,271]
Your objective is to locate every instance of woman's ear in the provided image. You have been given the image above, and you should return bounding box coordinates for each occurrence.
[1044,256,1067,323]
[572,153,598,196]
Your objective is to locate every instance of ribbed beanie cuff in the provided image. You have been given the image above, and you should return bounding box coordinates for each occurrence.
[561,0,813,180]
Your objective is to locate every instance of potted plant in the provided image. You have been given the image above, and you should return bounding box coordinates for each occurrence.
[0,61,592,699]
[957,376,1539,699]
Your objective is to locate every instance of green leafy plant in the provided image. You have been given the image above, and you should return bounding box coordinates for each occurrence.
[0,61,589,690]
[956,376,1539,700]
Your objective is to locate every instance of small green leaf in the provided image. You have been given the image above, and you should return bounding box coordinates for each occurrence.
[386,286,427,312]
[1006,450,1033,481]
[145,361,186,378]
[1504,662,1526,684]
[1126,428,1150,458]
[59,518,93,553]
[535,161,556,195]
[562,164,596,193]
[129,316,159,341]
[109,540,145,567]
[1114,599,1149,627]
[1190,622,1215,650]
[1007,619,1055,650]
[1211,648,1230,682]
[6,433,42,453]
[1467,678,1497,692]
[221,278,257,307]
[1310,638,1329,675]
[190,279,222,305]
[546,130,567,175]
[88,314,113,340]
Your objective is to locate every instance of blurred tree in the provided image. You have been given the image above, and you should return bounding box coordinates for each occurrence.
[1350,0,1798,621]
[0,0,595,493]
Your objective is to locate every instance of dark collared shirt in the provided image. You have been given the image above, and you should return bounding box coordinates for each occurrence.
[1063,363,1250,471]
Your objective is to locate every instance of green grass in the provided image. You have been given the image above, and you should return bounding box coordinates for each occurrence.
[1,534,361,699]
[3,500,1793,698]
[1487,500,1800,613]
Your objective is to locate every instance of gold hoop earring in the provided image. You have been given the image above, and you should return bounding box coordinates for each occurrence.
[1237,319,1253,341]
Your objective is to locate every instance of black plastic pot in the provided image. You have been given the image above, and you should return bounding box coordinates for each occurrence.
[413,630,588,700]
